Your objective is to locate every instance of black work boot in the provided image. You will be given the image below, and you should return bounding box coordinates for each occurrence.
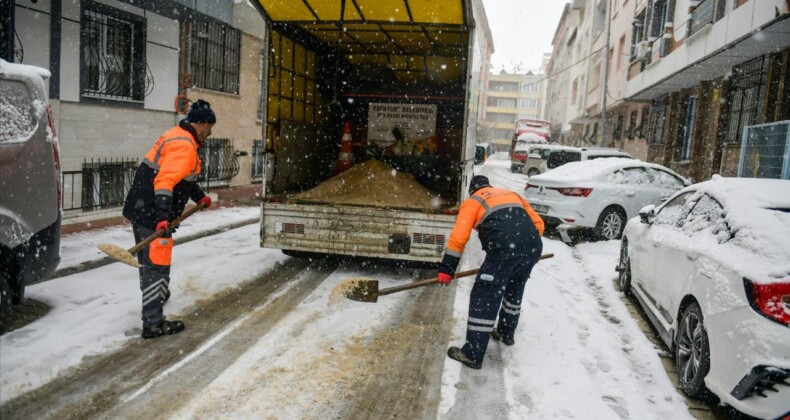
[491,330,515,346]
[142,319,185,339]
[447,346,482,370]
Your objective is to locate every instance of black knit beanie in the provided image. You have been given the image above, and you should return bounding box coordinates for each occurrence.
[469,175,491,194]
[187,99,216,124]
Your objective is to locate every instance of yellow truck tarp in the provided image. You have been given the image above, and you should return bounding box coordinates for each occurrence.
[255,0,469,83]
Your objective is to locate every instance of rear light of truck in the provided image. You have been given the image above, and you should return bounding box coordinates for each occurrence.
[744,279,790,327]
[551,187,592,197]
[440,208,459,215]
[47,106,62,209]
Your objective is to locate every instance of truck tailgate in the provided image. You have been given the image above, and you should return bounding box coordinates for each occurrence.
[261,203,455,262]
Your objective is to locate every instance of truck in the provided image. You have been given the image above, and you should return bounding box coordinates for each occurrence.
[252,0,492,263]
[509,119,551,172]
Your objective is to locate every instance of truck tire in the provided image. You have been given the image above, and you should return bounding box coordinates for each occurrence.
[0,271,13,335]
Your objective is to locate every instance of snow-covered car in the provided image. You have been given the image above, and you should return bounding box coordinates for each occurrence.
[523,144,577,177]
[546,147,633,170]
[616,176,790,419]
[0,60,62,333]
[523,158,688,239]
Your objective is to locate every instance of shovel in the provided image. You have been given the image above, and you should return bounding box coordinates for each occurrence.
[344,253,554,303]
[97,202,207,268]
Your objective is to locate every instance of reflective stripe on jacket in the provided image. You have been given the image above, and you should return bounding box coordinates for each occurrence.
[142,125,202,196]
[123,120,206,228]
[441,186,544,274]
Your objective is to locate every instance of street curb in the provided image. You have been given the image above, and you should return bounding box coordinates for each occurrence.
[46,217,259,281]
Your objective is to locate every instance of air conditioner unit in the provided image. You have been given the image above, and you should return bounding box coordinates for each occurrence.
[635,42,651,61]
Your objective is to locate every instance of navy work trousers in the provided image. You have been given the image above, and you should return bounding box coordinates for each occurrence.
[132,224,171,328]
[462,247,542,364]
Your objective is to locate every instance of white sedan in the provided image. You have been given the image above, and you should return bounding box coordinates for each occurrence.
[523,158,688,240]
[618,176,790,419]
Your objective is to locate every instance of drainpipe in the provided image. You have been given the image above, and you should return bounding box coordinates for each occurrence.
[600,0,612,146]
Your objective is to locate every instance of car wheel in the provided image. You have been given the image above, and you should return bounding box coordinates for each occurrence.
[595,207,625,240]
[675,302,711,398]
[0,271,13,335]
[527,168,540,177]
[617,240,632,295]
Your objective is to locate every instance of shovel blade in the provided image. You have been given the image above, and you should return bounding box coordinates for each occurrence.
[344,280,380,303]
[98,243,141,268]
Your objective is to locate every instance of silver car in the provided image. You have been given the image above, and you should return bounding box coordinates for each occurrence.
[0,59,62,333]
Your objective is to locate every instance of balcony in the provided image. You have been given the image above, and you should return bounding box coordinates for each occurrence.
[626,0,790,101]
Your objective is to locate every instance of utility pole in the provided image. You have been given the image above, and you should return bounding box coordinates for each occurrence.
[599,0,612,146]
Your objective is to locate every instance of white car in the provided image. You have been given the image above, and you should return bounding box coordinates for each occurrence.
[617,177,790,419]
[523,158,688,240]
[522,144,576,177]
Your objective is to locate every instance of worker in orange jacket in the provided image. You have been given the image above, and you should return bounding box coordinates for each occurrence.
[122,100,215,339]
[439,175,544,369]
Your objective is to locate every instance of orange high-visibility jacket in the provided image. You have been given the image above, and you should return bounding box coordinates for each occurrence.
[142,125,202,197]
[446,187,544,262]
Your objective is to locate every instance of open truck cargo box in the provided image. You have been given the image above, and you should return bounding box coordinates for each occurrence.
[253,0,491,262]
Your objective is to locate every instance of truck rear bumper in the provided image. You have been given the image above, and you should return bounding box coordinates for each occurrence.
[261,203,455,263]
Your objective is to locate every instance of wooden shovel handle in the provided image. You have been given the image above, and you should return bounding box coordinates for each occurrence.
[127,202,207,256]
[377,253,554,297]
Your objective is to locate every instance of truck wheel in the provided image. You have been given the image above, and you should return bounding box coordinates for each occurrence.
[527,168,540,177]
[0,271,13,335]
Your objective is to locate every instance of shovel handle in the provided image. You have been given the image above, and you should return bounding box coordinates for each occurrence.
[377,253,555,297]
[127,202,207,256]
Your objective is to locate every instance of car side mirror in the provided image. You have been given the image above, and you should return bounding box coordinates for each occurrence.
[639,204,656,224]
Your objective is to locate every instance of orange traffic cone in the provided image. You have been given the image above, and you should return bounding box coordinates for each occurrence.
[336,122,354,174]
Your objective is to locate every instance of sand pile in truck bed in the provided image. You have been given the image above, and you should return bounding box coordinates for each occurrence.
[288,159,443,209]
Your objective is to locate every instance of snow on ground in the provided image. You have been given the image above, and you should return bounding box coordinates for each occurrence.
[1,156,694,418]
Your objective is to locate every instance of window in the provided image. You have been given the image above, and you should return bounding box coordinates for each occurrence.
[81,1,145,102]
[520,82,540,93]
[77,158,137,211]
[571,79,578,105]
[649,100,667,145]
[489,81,519,92]
[197,138,240,186]
[612,114,625,140]
[258,50,265,121]
[519,98,539,109]
[725,56,768,144]
[487,112,516,123]
[649,0,668,39]
[251,140,264,182]
[627,110,638,139]
[653,191,693,227]
[631,11,646,61]
[648,168,685,189]
[609,167,651,185]
[190,21,241,94]
[488,97,517,108]
[590,62,601,90]
[679,95,697,161]
[680,194,730,242]
[638,107,650,138]
[617,35,625,70]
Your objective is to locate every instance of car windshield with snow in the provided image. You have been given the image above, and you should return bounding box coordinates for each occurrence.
[523,158,688,240]
[617,177,790,420]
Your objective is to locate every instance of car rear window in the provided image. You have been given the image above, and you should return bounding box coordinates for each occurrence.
[0,79,37,144]
[547,151,580,169]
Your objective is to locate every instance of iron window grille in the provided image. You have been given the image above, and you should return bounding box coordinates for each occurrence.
[190,21,240,95]
[251,140,264,182]
[81,1,146,102]
[197,138,240,189]
[649,100,668,145]
[61,157,137,212]
[726,56,768,144]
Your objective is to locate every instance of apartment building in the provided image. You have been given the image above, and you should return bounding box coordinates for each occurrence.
[626,0,790,181]
[3,0,267,217]
[482,71,547,151]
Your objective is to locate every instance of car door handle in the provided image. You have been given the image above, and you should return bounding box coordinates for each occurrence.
[685,252,698,261]
[625,191,636,197]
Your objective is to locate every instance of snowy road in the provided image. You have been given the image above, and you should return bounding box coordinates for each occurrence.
[1,156,714,419]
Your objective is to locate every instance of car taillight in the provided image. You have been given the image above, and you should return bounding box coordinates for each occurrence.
[47,106,62,209]
[744,279,790,327]
[552,187,593,197]
[524,183,538,191]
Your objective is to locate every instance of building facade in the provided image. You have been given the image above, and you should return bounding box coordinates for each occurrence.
[4,0,268,217]
[482,71,547,151]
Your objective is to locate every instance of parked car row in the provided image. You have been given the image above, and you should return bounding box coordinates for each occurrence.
[618,177,790,419]
[515,145,633,176]
[519,150,790,418]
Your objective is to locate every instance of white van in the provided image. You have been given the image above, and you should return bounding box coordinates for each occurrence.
[546,147,633,170]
